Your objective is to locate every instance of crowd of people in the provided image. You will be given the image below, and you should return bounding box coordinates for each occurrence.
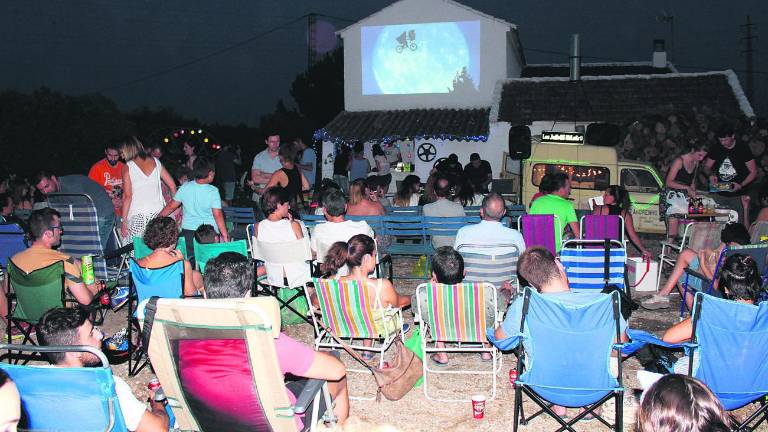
[0,124,767,432]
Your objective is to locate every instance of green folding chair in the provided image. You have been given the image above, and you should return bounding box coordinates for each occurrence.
[132,236,188,260]
[5,260,69,362]
[192,239,248,273]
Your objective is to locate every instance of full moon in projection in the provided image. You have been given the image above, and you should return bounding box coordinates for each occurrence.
[372,22,470,94]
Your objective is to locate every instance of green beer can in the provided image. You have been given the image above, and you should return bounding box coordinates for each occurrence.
[81,255,95,285]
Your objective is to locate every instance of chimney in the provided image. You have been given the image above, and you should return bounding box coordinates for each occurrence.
[569,34,581,81]
[652,39,667,68]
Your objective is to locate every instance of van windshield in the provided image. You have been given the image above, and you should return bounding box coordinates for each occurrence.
[532,163,610,191]
[621,168,661,193]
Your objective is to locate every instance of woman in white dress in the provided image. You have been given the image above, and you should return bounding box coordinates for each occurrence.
[119,137,177,241]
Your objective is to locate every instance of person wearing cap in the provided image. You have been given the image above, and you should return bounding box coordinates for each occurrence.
[703,123,758,226]
[464,152,492,193]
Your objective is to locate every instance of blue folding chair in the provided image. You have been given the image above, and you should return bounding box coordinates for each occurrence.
[560,239,627,293]
[626,292,768,431]
[493,288,624,431]
[127,258,185,376]
[0,344,128,431]
[0,223,27,271]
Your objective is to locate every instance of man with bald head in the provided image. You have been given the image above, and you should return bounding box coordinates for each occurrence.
[453,193,526,256]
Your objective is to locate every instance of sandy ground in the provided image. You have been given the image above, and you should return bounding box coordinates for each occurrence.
[4,234,766,431]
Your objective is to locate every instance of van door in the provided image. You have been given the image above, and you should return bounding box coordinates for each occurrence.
[620,166,665,234]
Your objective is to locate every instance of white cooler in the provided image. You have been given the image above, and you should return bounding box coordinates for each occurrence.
[627,257,658,292]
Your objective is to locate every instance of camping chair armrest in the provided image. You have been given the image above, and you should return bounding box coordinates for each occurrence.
[683,268,711,285]
[660,241,682,253]
[310,259,321,278]
[293,351,341,415]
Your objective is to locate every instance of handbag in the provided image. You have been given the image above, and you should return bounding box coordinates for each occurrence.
[321,323,423,402]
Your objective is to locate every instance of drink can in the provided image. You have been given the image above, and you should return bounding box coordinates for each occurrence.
[81,255,95,285]
[471,394,486,419]
[148,378,161,392]
[509,368,518,387]
[381,361,390,369]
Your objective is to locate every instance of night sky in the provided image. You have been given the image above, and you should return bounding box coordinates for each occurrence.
[1,0,765,125]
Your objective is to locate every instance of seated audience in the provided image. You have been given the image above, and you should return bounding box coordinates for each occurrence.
[253,186,308,288]
[637,374,730,432]
[529,174,552,208]
[453,177,483,207]
[346,178,385,217]
[417,246,493,365]
[373,180,391,208]
[393,174,421,207]
[528,172,579,252]
[265,142,310,210]
[310,190,374,262]
[138,217,203,297]
[183,252,349,429]
[592,185,651,258]
[454,193,525,256]
[321,234,410,359]
[494,246,628,418]
[641,222,750,310]
[37,306,169,432]
[0,192,26,228]
[194,224,220,244]
[0,369,20,432]
[423,173,465,249]
[661,254,761,375]
[1,208,100,325]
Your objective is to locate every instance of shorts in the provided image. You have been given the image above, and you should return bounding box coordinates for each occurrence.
[678,256,704,292]
[222,182,236,201]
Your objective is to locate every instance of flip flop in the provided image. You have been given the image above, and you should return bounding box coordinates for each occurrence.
[430,354,449,367]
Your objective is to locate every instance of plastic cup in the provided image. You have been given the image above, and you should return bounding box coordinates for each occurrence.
[471,394,486,419]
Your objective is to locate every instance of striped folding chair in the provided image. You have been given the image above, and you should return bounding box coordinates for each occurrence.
[416,282,501,402]
[518,214,562,256]
[457,243,521,306]
[46,193,114,282]
[560,239,627,293]
[305,278,403,399]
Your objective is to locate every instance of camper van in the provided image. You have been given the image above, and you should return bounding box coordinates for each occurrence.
[515,142,665,234]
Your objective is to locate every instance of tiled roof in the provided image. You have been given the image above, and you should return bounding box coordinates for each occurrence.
[521,63,674,78]
[496,71,752,125]
[315,108,490,144]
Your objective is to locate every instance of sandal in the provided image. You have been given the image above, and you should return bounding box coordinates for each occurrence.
[430,354,449,367]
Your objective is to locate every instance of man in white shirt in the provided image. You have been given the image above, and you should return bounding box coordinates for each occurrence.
[311,189,374,263]
[454,193,526,256]
[249,133,282,203]
[37,306,169,432]
[423,173,465,248]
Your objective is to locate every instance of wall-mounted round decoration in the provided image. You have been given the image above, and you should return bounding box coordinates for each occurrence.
[417,142,437,162]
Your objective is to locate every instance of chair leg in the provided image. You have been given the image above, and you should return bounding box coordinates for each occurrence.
[615,391,624,432]
[513,385,522,432]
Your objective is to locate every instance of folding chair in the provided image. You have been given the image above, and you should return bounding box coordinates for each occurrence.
[46,193,113,282]
[457,243,521,286]
[681,243,768,316]
[306,278,404,397]
[629,292,768,431]
[750,221,768,244]
[0,344,129,431]
[126,258,185,376]
[4,260,67,361]
[384,205,421,216]
[509,288,624,432]
[0,223,27,271]
[416,282,502,402]
[251,236,313,325]
[132,236,187,260]
[147,297,337,431]
[580,215,625,244]
[656,221,725,292]
[192,239,248,273]
[464,206,482,218]
[300,214,326,230]
[518,214,562,256]
[560,239,627,294]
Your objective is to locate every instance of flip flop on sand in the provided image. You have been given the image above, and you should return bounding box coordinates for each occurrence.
[430,354,449,367]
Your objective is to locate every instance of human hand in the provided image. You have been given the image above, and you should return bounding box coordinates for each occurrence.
[641,250,653,260]
[687,186,696,198]
[709,175,718,185]
[731,182,742,192]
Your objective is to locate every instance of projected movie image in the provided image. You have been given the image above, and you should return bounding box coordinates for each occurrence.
[362,21,480,95]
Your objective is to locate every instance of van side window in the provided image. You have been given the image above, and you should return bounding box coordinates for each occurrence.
[621,168,660,193]
[532,164,610,191]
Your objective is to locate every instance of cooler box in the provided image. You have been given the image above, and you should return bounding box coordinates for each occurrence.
[627,257,658,292]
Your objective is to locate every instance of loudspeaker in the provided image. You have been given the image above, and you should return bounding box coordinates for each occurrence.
[508,126,532,159]
[586,123,621,147]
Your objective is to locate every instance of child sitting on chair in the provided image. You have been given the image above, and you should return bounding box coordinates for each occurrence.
[194,224,220,244]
